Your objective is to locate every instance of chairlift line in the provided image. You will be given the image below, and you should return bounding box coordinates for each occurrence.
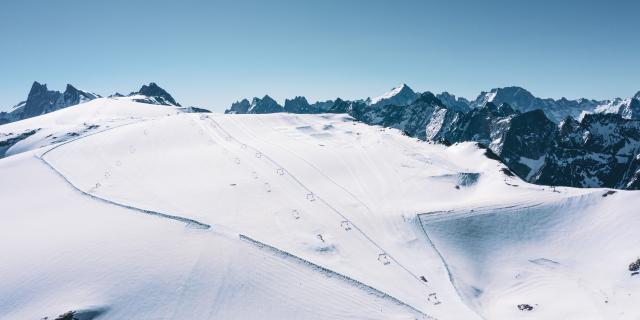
[202,116,436,292]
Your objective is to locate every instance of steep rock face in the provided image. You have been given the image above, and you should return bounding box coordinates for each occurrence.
[225,99,251,114]
[430,102,517,147]
[311,100,335,112]
[355,92,445,139]
[128,82,181,106]
[620,98,640,120]
[247,95,283,114]
[284,96,316,114]
[0,101,26,125]
[429,103,557,179]
[425,106,460,142]
[536,114,640,188]
[594,95,640,120]
[222,85,640,190]
[499,109,558,179]
[436,92,470,112]
[322,93,444,139]
[471,86,601,123]
[3,82,100,123]
[61,84,100,107]
[20,82,63,119]
[227,96,332,115]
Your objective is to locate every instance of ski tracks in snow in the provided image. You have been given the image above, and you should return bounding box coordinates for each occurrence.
[194,114,447,314]
[37,118,212,229]
[34,114,435,319]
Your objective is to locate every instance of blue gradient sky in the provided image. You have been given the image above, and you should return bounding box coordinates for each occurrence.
[1,0,639,112]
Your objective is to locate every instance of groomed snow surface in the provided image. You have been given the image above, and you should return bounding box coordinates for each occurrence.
[1,99,638,319]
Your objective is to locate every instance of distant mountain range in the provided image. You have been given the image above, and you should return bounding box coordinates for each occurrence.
[226,84,640,190]
[0,82,186,125]
[3,81,639,190]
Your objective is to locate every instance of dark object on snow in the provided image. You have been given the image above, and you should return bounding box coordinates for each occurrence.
[501,168,515,177]
[602,190,617,197]
[54,311,76,320]
[629,258,640,272]
[517,304,534,311]
[51,308,108,320]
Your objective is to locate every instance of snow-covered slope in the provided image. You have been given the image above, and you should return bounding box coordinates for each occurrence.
[1,102,638,319]
[420,191,640,319]
[0,98,181,158]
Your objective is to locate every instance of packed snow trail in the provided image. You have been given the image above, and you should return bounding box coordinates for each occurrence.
[223,113,485,308]
[197,114,436,291]
[42,112,604,319]
[37,119,211,229]
[193,115,456,316]
[238,234,434,319]
[1,153,431,319]
[19,111,435,318]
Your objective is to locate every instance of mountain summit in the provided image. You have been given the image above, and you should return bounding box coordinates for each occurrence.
[128,82,181,107]
[0,82,100,123]
[370,84,418,107]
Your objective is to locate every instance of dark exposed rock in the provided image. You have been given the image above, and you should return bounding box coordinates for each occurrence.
[247,95,283,114]
[223,86,640,190]
[630,258,640,272]
[225,99,251,114]
[2,82,100,124]
[517,304,534,311]
[0,129,39,158]
[284,96,316,114]
[436,91,470,112]
[471,86,601,123]
[129,82,181,106]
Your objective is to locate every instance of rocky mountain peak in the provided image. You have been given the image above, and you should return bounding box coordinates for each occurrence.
[436,92,470,112]
[131,82,181,107]
[247,95,283,114]
[284,96,316,114]
[370,84,418,107]
[225,99,251,114]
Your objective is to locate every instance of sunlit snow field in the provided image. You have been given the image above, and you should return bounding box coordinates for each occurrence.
[1,99,638,319]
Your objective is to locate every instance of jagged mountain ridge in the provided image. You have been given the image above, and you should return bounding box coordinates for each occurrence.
[1,82,184,125]
[0,82,100,124]
[127,82,181,107]
[369,84,419,108]
[225,85,640,190]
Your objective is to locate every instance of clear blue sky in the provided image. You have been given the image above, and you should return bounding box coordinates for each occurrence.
[1,0,639,112]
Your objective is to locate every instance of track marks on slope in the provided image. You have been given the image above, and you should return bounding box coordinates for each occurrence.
[239,234,435,320]
[226,115,444,290]
[194,115,444,311]
[38,118,212,229]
